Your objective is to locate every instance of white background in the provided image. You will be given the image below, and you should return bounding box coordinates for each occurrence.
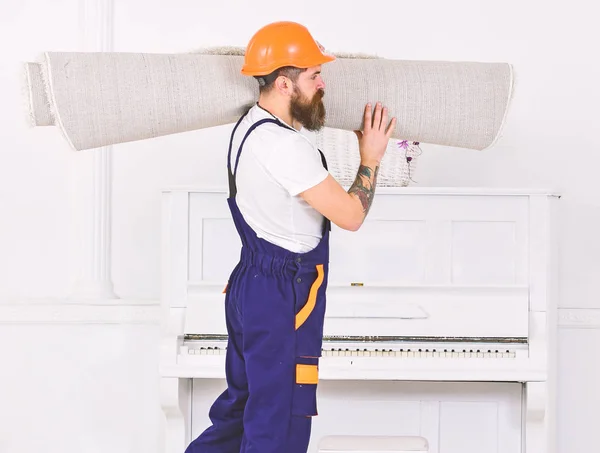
[1,1,598,452]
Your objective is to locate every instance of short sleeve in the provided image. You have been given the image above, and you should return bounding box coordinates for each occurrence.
[266,133,329,196]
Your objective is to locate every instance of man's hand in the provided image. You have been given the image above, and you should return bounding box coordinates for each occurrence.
[354,102,397,167]
[299,102,397,232]
[346,102,397,216]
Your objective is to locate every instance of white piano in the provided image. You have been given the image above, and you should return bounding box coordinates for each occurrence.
[159,187,559,453]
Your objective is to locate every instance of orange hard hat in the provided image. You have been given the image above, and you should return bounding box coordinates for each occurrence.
[241,21,335,76]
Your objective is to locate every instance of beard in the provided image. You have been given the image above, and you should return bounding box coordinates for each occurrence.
[290,86,326,132]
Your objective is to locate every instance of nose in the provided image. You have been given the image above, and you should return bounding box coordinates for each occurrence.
[317,77,326,90]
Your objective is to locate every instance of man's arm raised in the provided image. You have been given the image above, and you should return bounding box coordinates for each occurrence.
[300,102,396,231]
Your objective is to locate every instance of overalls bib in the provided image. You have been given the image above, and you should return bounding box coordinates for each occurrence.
[186,110,330,453]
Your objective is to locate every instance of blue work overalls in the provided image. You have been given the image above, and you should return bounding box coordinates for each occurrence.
[185,110,330,453]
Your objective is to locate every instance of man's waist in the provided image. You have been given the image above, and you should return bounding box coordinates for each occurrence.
[239,248,327,274]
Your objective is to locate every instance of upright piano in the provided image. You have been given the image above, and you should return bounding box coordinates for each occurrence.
[159,187,558,453]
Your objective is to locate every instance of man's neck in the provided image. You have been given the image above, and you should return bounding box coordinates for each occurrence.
[257,96,302,131]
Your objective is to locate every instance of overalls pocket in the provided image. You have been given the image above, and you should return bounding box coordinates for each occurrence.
[291,356,319,416]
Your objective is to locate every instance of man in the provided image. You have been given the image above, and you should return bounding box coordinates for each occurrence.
[185,21,396,453]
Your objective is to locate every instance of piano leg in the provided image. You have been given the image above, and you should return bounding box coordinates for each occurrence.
[524,382,555,453]
[160,377,191,453]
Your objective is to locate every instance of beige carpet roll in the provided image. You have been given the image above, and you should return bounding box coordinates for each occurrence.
[24,62,53,127]
[23,50,513,151]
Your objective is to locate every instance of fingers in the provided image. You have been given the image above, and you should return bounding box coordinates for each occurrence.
[381,106,388,131]
[373,102,382,130]
[363,102,396,135]
[385,117,397,138]
[363,103,372,131]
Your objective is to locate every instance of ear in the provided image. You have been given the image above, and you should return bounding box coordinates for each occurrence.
[274,75,294,97]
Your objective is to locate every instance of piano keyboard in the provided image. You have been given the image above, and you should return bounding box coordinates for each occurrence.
[181,342,519,359]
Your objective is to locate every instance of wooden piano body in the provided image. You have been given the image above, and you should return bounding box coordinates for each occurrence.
[159,187,558,453]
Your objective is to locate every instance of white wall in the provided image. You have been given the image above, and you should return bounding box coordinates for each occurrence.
[1,0,599,452]
[0,0,77,298]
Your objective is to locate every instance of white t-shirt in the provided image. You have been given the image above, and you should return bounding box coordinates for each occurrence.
[229,104,329,253]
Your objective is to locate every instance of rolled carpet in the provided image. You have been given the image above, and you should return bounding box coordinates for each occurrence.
[23,49,513,151]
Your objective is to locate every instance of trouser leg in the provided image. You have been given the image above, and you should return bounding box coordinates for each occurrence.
[239,274,318,453]
[185,287,247,453]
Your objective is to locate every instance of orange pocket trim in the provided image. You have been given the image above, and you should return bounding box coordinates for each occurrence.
[295,264,324,330]
[296,364,319,384]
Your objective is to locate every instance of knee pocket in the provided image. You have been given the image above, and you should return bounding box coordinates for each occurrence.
[292,356,319,417]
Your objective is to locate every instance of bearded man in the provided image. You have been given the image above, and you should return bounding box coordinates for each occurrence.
[185,21,396,453]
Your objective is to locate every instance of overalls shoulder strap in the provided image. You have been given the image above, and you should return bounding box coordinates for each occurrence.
[227,113,289,198]
[318,148,328,171]
[316,149,331,232]
[226,111,330,204]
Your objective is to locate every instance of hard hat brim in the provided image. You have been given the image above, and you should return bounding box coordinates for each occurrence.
[241,54,336,76]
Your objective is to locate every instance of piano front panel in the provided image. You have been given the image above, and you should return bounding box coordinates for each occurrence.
[329,193,529,286]
[180,190,532,341]
[188,192,240,284]
[328,219,427,284]
[185,191,529,288]
[189,379,522,453]
[450,220,519,285]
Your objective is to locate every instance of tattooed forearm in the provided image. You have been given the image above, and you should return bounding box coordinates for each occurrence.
[348,164,379,214]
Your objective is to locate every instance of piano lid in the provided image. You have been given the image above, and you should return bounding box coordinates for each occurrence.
[184,283,529,342]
